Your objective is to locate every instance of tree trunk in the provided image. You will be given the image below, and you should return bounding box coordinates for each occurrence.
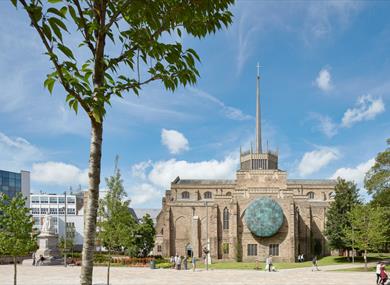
[80,120,103,285]
[13,256,17,285]
[364,249,367,271]
[107,249,111,285]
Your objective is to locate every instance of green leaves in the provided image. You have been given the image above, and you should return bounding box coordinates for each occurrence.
[0,193,36,257]
[57,43,75,60]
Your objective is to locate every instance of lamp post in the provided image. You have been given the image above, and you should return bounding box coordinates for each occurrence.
[205,201,209,271]
[64,191,67,267]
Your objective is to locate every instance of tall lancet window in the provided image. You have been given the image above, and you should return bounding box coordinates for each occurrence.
[223,207,229,230]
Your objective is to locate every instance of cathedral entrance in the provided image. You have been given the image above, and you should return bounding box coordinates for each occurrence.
[186,244,193,257]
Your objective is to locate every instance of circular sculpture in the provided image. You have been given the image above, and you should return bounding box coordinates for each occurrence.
[244,197,284,237]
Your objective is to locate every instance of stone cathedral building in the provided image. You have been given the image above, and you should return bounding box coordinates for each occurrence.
[154,68,336,262]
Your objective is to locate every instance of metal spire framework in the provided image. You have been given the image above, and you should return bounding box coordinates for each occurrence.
[256,63,262,153]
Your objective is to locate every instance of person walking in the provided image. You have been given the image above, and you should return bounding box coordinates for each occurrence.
[191,256,197,272]
[170,256,175,269]
[379,263,388,285]
[311,256,319,271]
[264,256,270,271]
[176,255,182,270]
[183,256,188,270]
[268,255,273,272]
[377,262,382,284]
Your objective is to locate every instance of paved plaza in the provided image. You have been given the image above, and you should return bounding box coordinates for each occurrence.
[0,264,375,285]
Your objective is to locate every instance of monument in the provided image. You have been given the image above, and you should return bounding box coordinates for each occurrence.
[35,214,63,265]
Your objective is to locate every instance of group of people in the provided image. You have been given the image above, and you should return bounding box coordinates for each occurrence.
[32,252,45,266]
[297,254,305,262]
[376,262,388,285]
[170,254,197,271]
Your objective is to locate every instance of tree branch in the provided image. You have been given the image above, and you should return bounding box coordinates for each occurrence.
[104,0,132,33]
[73,0,96,54]
[18,0,91,115]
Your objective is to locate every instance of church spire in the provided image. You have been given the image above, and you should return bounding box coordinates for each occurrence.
[256,63,262,153]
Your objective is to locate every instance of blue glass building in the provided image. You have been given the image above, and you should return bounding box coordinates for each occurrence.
[0,169,30,204]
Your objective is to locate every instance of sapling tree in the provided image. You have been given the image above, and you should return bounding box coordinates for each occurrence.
[10,1,233,284]
[0,193,36,285]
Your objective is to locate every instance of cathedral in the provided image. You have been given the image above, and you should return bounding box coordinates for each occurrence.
[154,67,336,262]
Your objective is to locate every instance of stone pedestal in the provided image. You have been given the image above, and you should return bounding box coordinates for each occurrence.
[36,232,61,258]
[34,214,63,265]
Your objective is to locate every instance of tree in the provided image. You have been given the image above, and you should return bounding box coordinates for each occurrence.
[365,138,390,207]
[98,169,136,285]
[128,214,156,257]
[324,178,361,252]
[344,204,390,270]
[10,1,233,284]
[0,193,36,285]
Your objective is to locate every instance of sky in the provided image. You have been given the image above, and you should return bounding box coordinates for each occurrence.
[0,1,389,208]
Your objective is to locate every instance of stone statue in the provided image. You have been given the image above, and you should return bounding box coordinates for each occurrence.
[41,214,54,233]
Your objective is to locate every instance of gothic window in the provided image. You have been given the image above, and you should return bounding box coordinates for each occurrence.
[223,207,229,230]
[247,244,257,256]
[226,192,232,196]
[307,192,315,199]
[204,191,212,199]
[181,191,190,199]
[157,245,162,252]
[269,244,279,256]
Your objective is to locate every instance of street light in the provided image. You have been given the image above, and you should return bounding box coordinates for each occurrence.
[63,191,67,267]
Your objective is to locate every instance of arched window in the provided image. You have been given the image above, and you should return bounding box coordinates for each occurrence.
[307,192,315,199]
[181,191,190,199]
[223,207,229,230]
[204,191,212,199]
[329,192,336,199]
[226,192,232,196]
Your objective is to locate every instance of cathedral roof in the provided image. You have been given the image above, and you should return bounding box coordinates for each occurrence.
[173,178,235,185]
[287,179,337,185]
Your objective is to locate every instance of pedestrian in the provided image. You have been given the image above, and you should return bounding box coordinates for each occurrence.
[176,255,182,270]
[268,255,273,272]
[379,263,388,285]
[191,256,197,272]
[255,256,259,270]
[183,256,188,270]
[297,254,301,262]
[265,256,269,271]
[301,254,305,262]
[32,252,36,266]
[311,256,319,271]
[170,256,175,269]
[377,262,382,284]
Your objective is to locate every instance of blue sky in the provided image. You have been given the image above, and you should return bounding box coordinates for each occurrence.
[0,1,388,207]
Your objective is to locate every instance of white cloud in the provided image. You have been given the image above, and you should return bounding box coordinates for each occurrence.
[161,129,189,155]
[310,113,338,138]
[189,87,252,121]
[127,154,239,207]
[148,155,238,188]
[0,131,43,171]
[128,183,161,206]
[298,147,339,176]
[315,68,332,91]
[331,158,375,187]
[341,95,385,127]
[31,161,88,186]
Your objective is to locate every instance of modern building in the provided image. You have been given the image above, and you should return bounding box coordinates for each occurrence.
[0,169,30,205]
[30,192,84,234]
[154,68,337,262]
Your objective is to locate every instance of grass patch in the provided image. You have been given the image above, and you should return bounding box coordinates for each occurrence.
[195,253,390,270]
